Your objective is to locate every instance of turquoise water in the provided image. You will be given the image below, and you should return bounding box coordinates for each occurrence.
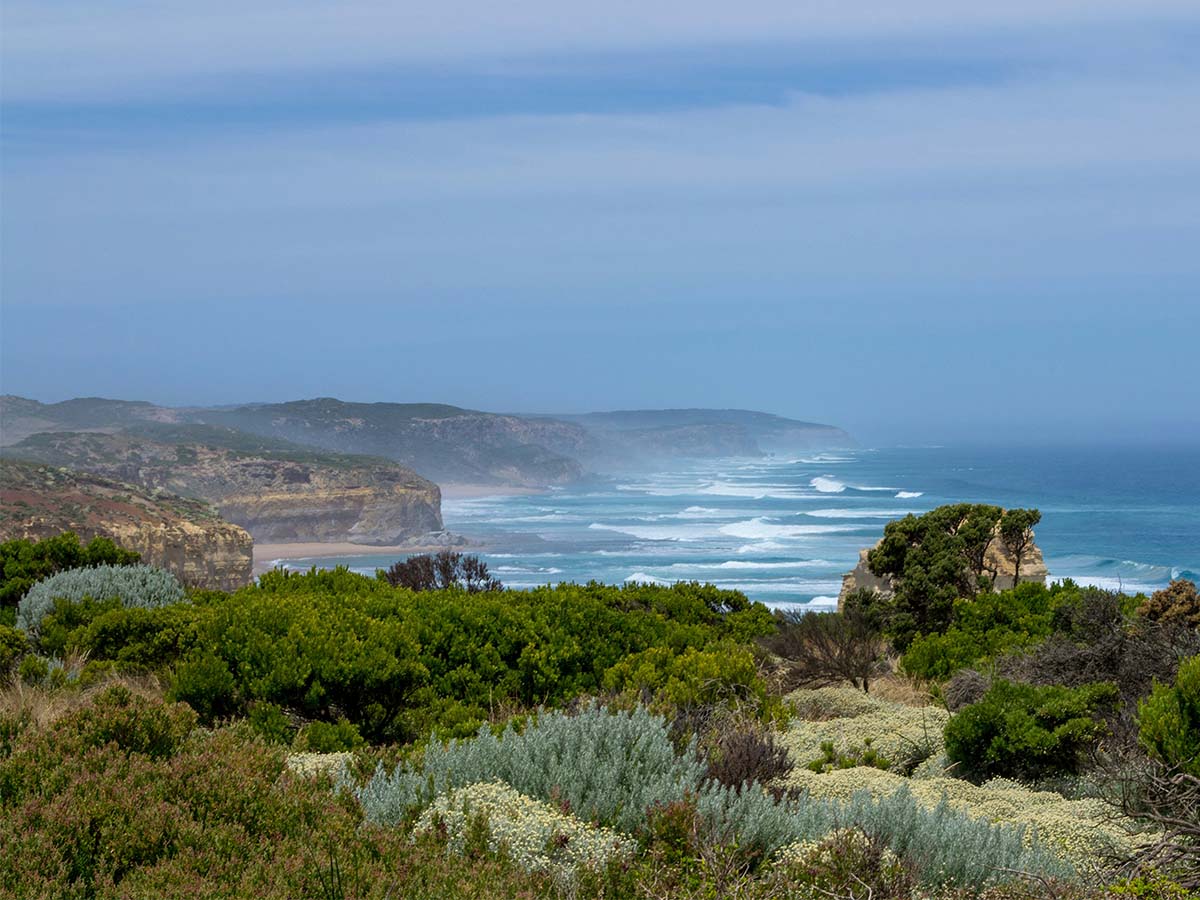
[278,444,1200,610]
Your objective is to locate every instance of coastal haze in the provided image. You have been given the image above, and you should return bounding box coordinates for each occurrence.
[3,1,1199,446]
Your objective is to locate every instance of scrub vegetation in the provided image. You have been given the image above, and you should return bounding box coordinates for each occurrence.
[1,525,1197,898]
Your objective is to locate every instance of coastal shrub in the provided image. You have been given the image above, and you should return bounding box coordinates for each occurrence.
[602,642,769,712]
[17,564,184,636]
[0,624,26,676]
[187,589,429,742]
[1139,579,1200,629]
[1138,655,1200,776]
[788,685,886,720]
[900,581,1065,681]
[760,606,889,693]
[353,703,707,833]
[944,679,1119,781]
[776,828,915,897]
[943,668,991,711]
[168,648,239,723]
[779,690,950,774]
[383,551,503,593]
[295,718,365,753]
[702,720,793,791]
[0,531,138,611]
[248,701,295,745]
[997,589,1200,743]
[412,781,635,878]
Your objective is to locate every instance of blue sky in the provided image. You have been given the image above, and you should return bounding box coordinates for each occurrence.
[2,1,1198,444]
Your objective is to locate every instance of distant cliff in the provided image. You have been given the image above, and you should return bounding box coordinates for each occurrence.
[5,427,443,545]
[0,460,252,591]
[1,395,856,489]
[546,408,854,467]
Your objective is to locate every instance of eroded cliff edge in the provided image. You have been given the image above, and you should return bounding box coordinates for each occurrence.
[0,460,252,591]
[5,428,443,546]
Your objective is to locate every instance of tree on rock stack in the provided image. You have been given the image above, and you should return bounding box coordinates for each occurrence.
[999,508,1042,589]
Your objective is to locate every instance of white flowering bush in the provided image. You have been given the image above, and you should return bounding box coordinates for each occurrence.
[781,690,950,771]
[413,781,634,879]
[285,751,353,779]
[788,686,887,720]
[17,564,185,635]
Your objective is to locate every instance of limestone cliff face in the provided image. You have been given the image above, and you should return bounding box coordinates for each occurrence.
[838,521,1049,608]
[0,460,252,591]
[5,431,443,545]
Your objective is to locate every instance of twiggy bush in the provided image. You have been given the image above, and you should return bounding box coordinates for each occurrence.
[702,718,793,791]
[17,564,184,636]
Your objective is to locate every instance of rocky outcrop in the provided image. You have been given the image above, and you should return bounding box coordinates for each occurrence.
[0,460,252,591]
[5,429,442,545]
[838,521,1049,608]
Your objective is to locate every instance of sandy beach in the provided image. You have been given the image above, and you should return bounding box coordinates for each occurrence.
[253,540,459,574]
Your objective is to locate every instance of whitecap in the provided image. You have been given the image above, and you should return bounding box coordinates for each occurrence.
[895,491,924,499]
[589,522,712,542]
[625,572,671,585]
[719,518,868,539]
[810,476,845,493]
[803,508,918,519]
[666,560,832,571]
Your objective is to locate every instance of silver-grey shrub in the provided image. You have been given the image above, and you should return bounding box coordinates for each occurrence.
[348,702,1077,886]
[17,564,185,635]
[353,703,705,832]
[832,787,1074,886]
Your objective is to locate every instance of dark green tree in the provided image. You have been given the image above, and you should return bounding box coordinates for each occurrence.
[999,508,1042,589]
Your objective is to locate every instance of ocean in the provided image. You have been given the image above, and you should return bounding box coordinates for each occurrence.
[278,444,1200,610]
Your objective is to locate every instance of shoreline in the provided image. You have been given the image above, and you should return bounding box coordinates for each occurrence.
[253,540,463,574]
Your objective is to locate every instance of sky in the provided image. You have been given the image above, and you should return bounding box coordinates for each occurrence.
[2,1,1198,445]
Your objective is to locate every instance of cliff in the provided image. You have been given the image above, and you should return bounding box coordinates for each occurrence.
[0,460,252,591]
[1,395,857,489]
[546,408,854,467]
[838,520,1049,607]
[5,427,443,545]
[191,399,587,486]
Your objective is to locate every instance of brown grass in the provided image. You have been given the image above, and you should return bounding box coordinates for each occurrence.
[1,669,166,731]
[869,671,936,708]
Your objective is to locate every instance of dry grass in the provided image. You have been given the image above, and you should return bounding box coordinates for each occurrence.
[869,669,936,708]
[1,669,165,731]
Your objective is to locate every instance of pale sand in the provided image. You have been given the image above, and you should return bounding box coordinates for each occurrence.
[254,539,467,574]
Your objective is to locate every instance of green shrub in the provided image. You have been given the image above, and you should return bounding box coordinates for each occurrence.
[944,679,1118,781]
[294,718,365,753]
[0,624,27,676]
[17,564,184,636]
[1138,654,1200,776]
[602,642,769,711]
[901,581,1066,681]
[168,649,238,723]
[17,654,49,685]
[0,531,138,611]
[248,702,295,745]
